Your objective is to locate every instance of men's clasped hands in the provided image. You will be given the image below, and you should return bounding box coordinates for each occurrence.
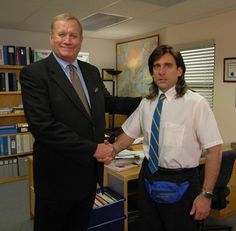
[93,140,116,165]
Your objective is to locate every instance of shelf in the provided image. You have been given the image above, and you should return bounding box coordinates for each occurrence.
[0,65,24,70]
[0,64,29,184]
[0,175,28,184]
[0,91,21,95]
[0,152,32,159]
[0,112,24,117]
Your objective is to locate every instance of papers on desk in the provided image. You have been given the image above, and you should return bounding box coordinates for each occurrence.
[106,149,145,172]
[106,163,138,172]
[132,136,144,145]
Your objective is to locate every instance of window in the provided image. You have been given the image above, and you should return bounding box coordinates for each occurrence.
[180,45,215,108]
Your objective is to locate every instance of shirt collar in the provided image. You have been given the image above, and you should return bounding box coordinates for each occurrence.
[52,52,78,71]
[159,86,176,101]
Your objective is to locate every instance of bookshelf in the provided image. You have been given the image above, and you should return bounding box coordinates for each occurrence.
[0,65,32,183]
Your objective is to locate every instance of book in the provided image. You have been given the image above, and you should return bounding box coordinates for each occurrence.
[0,124,17,134]
[0,136,8,156]
[12,104,24,114]
[3,46,8,64]
[94,197,104,207]
[16,46,27,65]
[0,107,13,114]
[12,158,18,177]
[6,45,16,65]
[22,133,31,153]
[17,123,29,133]
[18,156,29,176]
[103,191,118,202]
[95,195,107,206]
[9,135,17,154]
[26,47,34,64]
[0,45,4,65]
[97,192,115,204]
[0,72,6,91]
[8,73,18,91]
[5,73,9,91]
[16,134,23,154]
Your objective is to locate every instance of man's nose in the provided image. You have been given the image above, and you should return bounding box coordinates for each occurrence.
[158,66,165,74]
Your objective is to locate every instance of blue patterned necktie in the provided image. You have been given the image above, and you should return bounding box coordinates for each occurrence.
[148,93,166,174]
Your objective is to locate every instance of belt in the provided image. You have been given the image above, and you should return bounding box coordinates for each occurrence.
[157,167,197,174]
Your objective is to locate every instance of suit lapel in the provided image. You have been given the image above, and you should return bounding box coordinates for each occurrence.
[47,54,91,120]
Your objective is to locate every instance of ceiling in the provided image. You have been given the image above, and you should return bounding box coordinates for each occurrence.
[1,0,236,40]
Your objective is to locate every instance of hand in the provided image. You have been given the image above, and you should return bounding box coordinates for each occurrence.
[190,194,211,220]
[94,140,116,165]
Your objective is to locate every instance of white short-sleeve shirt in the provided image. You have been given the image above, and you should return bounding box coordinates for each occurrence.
[122,87,223,168]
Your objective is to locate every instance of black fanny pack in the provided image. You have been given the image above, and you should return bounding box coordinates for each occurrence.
[144,178,189,204]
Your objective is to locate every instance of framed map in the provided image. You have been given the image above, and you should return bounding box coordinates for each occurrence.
[116,35,159,96]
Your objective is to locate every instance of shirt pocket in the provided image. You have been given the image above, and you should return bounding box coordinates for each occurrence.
[162,123,185,147]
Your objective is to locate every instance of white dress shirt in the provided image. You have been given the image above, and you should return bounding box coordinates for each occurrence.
[122,86,223,169]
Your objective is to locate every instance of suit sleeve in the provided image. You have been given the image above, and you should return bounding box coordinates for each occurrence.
[101,79,142,115]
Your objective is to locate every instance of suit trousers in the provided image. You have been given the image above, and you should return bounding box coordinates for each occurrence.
[34,182,97,231]
[138,158,201,231]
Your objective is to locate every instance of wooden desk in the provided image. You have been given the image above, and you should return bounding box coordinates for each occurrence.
[104,166,140,231]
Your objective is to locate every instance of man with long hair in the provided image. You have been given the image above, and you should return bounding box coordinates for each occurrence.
[112,45,222,230]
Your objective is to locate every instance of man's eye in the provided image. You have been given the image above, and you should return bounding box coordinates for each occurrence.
[58,33,65,37]
[153,64,160,69]
[70,34,79,39]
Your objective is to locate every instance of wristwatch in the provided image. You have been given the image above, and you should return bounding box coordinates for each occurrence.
[202,190,214,199]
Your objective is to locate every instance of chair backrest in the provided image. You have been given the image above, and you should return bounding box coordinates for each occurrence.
[198,150,236,210]
[215,151,236,187]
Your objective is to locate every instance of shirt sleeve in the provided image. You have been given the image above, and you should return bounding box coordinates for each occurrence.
[194,98,223,149]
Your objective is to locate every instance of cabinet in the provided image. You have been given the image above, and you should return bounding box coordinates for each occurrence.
[0,65,32,183]
[103,166,140,231]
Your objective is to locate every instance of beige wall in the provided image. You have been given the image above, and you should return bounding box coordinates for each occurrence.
[0,29,116,72]
[160,10,236,147]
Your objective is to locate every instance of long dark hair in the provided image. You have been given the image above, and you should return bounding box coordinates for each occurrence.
[147,44,188,99]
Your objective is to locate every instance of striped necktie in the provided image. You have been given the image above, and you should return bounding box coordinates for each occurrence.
[148,93,166,174]
[68,64,91,116]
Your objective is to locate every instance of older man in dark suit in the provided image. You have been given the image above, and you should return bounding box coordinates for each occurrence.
[20,13,140,231]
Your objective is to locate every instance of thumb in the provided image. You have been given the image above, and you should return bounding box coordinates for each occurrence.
[104,139,109,144]
[190,204,196,215]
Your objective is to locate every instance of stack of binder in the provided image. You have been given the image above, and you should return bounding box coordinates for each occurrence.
[88,187,125,231]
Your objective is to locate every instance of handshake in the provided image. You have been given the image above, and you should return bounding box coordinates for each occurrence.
[94,140,117,165]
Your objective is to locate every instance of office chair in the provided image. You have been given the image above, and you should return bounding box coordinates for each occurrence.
[198,150,236,231]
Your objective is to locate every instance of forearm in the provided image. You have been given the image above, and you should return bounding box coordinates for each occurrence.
[190,144,222,220]
[113,132,135,155]
[203,144,222,192]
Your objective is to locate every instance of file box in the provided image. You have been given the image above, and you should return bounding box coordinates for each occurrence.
[88,187,125,230]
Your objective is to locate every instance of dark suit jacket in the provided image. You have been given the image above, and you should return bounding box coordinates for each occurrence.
[20,53,140,200]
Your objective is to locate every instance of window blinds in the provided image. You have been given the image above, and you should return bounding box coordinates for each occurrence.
[180,46,215,108]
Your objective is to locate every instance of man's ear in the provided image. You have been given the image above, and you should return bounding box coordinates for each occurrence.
[177,67,183,77]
